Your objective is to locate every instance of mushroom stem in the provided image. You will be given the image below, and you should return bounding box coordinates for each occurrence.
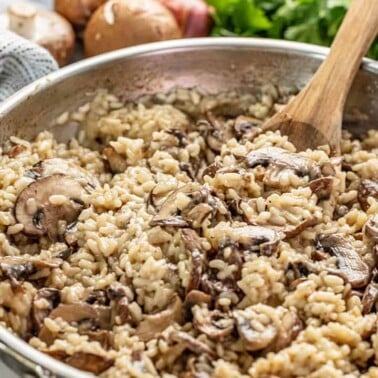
[8,2,36,39]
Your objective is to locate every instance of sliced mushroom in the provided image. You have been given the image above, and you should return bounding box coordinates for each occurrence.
[150,183,202,227]
[15,174,85,241]
[0,256,61,289]
[233,115,262,141]
[271,310,302,352]
[181,229,205,293]
[200,113,234,153]
[45,302,97,323]
[0,259,34,288]
[135,294,183,342]
[202,161,222,178]
[151,183,229,228]
[102,146,128,174]
[67,351,113,374]
[184,290,212,315]
[44,350,113,375]
[284,217,318,239]
[170,331,216,357]
[184,203,213,227]
[365,215,378,243]
[229,226,281,256]
[285,260,318,282]
[358,179,378,211]
[87,330,112,349]
[32,288,61,331]
[192,306,234,340]
[333,205,350,220]
[166,129,187,147]
[179,162,196,181]
[316,234,371,288]
[6,144,27,158]
[233,305,302,352]
[308,177,334,199]
[55,247,74,260]
[29,158,99,189]
[184,356,212,378]
[105,283,134,325]
[246,147,322,187]
[362,273,378,315]
[38,302,112,344]
[233,307,277,351]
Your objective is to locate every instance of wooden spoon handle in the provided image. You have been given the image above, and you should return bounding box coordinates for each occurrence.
[315,0,378,109]
[281,0,378,129]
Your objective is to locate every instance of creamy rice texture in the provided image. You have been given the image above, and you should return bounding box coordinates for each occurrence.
[0,88,377,377]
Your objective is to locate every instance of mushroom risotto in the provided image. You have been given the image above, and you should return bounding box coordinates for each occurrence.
[0,88,377,377]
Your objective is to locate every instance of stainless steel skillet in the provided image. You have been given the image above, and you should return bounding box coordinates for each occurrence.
[0,38,377,378]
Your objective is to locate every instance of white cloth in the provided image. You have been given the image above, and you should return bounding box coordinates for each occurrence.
[0,30,58,101]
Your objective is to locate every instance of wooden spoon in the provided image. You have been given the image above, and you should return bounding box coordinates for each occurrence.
[262,0,378,154]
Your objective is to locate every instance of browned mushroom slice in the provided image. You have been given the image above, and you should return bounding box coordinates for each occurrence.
[316,234,371,288]
[170,331,216,357]
[29,158,99,189]
[184,203,213,227]
[0,256,61,289]
[284,218,318,239]
[135,294,183,342]
[67,352,113,374]
[365,215,378,243]
[233,307,277,351]
[358,179,378,211]
[7,144,27,158]
[233,305,302,353]
[32,288,61,331]
[45,350,113,375]
[38,302,110,344]
[102,146,128,174]
[362,281,378,315]
[181,229,205,293]
[308,177,334,199]
[231,226,281,256]
[184,290,212,308]
[15,175,85,241]
[87,330,113,349]
[0,259,35,288]
[246,147,322,187]
[270,310,302,352]
[46,302,97,323]
[57,302,111,332]
[234,115,262,141]
[201,113,234,153]
[150,183,202,227]
[192,306,234,340]
[202,161,222,178]
[179,162,196,180]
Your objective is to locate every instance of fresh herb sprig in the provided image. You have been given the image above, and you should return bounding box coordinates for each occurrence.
[206,0,378,60]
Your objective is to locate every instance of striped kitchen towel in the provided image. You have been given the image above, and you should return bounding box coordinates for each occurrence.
[0,30,58,101]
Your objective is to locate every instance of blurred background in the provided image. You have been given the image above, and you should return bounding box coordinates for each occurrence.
[0,0,377,68]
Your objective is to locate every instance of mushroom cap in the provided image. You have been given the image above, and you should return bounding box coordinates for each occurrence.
[36,10,75,66]
[15,174,85,241]
[55,0,106,27]
[84,0,182,57]
[0,4,75,66]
